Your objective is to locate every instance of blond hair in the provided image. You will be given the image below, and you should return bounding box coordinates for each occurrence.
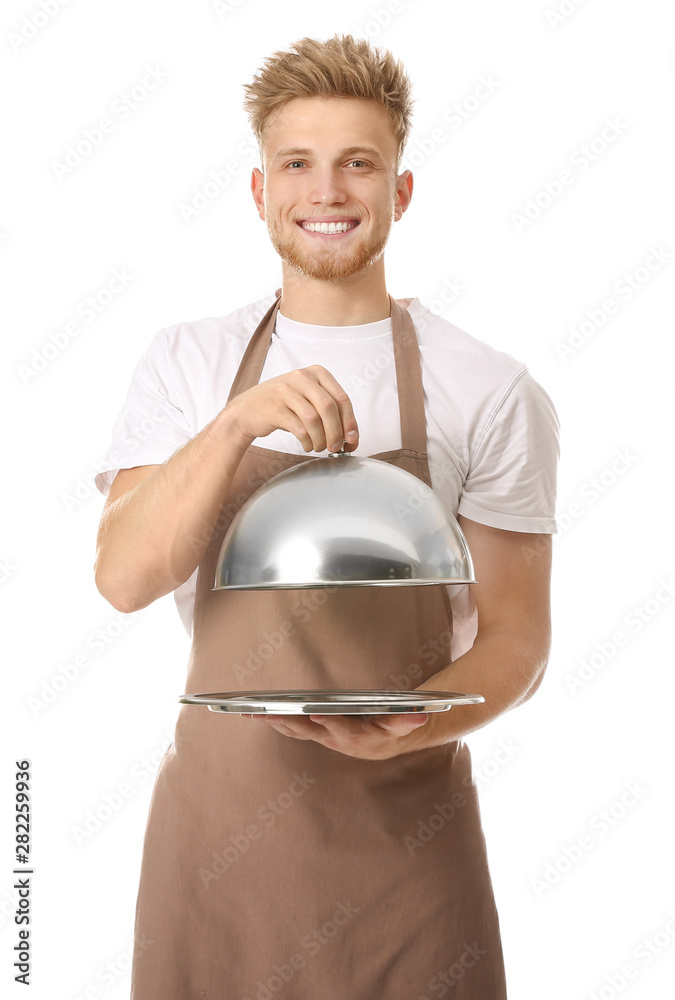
[243,34,414,168]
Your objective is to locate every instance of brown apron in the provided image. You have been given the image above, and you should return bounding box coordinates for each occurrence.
[130,290,507,999]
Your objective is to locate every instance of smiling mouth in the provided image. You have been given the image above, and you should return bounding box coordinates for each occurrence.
[297,220,360,236]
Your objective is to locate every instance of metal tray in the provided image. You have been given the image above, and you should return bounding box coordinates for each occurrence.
[178,689,485,716]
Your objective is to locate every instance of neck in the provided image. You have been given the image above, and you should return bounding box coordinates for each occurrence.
[278,259,391,325]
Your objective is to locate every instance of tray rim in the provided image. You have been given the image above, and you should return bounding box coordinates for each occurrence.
[178,688,485,715]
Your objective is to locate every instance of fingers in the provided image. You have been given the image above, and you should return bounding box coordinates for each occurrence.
[304,366,359,452]
[246,713,429,759]
[229,365,359,454]
[279,367,359,453]
[372,713,429,732]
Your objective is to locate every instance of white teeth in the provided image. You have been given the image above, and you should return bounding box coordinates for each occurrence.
[301,221,357,234]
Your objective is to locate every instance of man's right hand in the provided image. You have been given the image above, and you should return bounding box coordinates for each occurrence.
[225,364,359,454]
[94,365,359,613]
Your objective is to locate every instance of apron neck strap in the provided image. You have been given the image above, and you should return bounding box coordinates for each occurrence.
[226,288,428,456]
[226,289,283,406]
[388,293,427,456]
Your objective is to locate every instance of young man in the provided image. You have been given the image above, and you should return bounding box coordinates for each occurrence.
[95,34,558,999]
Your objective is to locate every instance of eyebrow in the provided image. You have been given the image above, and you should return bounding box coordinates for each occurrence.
[271,146,384,162]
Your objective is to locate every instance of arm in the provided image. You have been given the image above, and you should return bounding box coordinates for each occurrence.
[94,409,253,614]
[407,514,553,751]
[94,366,359,614]
[252,516,552,759]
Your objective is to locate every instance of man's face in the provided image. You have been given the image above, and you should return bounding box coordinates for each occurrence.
[251,97,412,281]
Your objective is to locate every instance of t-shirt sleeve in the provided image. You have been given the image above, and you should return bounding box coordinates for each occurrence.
[95,330,192,496]
[457,369,560,533]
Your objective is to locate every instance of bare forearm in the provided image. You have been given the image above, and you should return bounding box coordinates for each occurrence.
[408,628,551,751]
[95,408,252,612]
[95,362,363,613]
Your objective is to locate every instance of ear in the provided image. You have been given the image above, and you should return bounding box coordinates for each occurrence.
[251,168,265,219]
[394,169,413,221]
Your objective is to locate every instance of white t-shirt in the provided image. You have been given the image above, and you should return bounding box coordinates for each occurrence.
[95,291,560,659]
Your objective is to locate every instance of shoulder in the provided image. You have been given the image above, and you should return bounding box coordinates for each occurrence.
[154,291,277,357]
[125,292,278,424]
[402,296,528,384]
[401,296,546,421]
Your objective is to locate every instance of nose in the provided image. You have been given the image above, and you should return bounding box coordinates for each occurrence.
[308,167,348,206]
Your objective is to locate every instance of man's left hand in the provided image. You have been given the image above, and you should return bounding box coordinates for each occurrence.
[241,712,431,760]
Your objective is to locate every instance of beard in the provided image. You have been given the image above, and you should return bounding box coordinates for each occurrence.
[265,209,395,280]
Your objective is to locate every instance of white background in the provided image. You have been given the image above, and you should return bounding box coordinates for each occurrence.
[2,1,674,998]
